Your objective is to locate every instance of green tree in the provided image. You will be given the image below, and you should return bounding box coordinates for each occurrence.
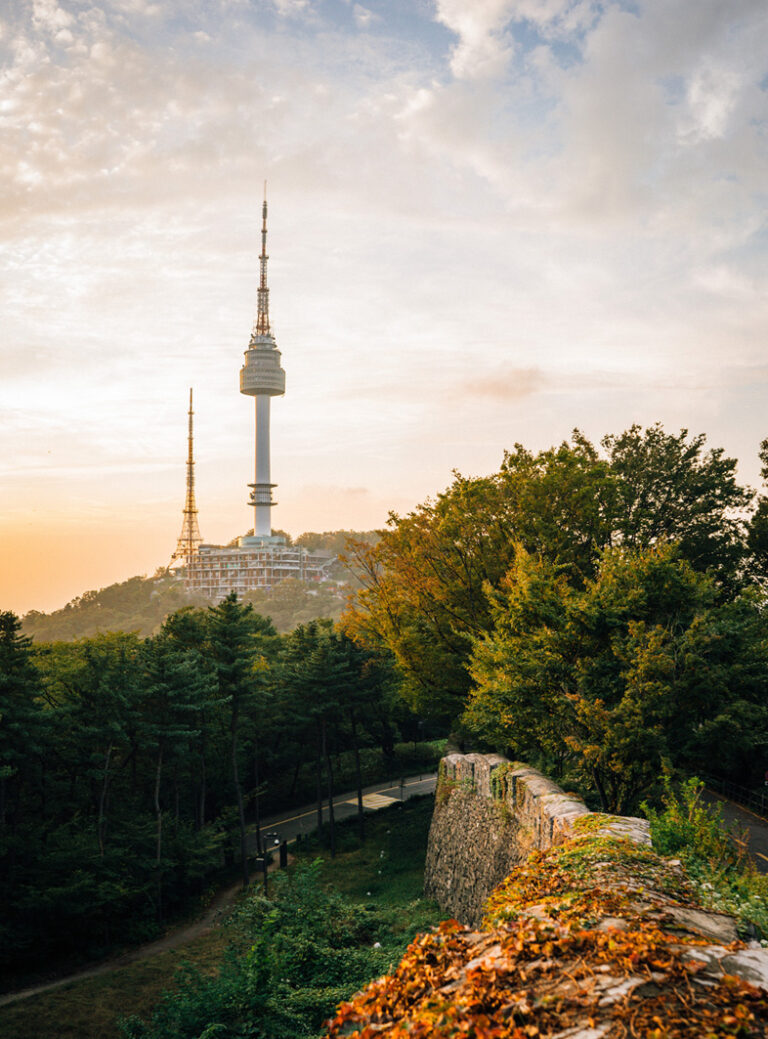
[465,544,768,812]
[206,594,277,887]
[602,423,751,588]
[345,425,752,727]
[138,633,212,920]
[0,612,42,838]
[280,621,346,856]
[746,438,768,582]
[38,632,143,857]
[157,607,222,828]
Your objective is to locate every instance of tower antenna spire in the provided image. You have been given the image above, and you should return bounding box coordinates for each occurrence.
[254,183,270,338]
[170,387,204,568]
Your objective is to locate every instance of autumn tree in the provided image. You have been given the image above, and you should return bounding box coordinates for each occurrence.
[345,425,751,725]
[465,544,768,812]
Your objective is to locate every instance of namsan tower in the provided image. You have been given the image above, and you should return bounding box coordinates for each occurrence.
[170,387,203,568]
[173,192,333,600]
[239,186,286,543]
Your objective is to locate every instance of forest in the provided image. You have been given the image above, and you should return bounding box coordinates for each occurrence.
[344,423,768,812]
[0,601,436,985]
[5,422,768,1000]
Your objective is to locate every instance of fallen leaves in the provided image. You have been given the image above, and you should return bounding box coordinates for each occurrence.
[323,835,768,1039]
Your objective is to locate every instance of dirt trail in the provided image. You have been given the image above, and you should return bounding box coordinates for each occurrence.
[0,876,247,1008]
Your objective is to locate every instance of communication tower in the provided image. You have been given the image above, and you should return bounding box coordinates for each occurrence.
[170,388,203,567]
[239,185,286,541]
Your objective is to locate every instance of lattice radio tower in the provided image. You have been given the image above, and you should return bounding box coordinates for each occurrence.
[170,387,203,568]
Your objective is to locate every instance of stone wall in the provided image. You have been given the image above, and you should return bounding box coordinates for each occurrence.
[325,753,768,1037]
[424,752,650,925]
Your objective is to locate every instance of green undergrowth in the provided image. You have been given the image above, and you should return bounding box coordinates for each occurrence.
[121,796,440,1039]
[0,797,439,1039]
[642,775,768,940]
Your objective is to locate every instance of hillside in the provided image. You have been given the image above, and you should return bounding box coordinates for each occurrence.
[20,529,377,641]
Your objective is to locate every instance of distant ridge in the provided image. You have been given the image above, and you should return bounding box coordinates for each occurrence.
[21,530,377,641]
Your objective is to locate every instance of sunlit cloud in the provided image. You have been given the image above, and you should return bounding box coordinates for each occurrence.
[2,0,768,612]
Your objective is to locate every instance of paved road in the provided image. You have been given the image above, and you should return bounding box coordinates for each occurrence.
[248,773,437,853]
[702,789,768,873]
[0,773,437,1007]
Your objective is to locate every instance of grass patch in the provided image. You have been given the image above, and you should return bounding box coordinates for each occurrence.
[0,928,231,1039]
[1,796,439,1039]
[296,795,439,912]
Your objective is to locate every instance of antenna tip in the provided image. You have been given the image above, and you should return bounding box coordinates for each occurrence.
[263,179,267,202]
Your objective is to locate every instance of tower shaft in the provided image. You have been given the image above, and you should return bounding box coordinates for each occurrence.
[171,388,203,567]
[253,395,272,535]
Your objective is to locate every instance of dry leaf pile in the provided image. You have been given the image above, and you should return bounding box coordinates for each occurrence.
[324,833,768,1039]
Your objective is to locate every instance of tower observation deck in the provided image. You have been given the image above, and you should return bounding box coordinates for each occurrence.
[239,187,286,539]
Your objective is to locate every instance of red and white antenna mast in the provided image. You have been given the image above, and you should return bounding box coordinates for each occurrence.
[170,388,203,567]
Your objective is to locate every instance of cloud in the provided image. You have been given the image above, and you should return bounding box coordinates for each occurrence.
[434,0,516,79]
[31,0,73,35]
[462,366,544,400]
[352,5,379,30]
[507,0,600,38]
[4,0,768,611]
[681,63,744,141]
[271,0,312,17]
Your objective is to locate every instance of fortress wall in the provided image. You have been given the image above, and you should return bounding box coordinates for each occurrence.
[424,752,650,926]
[325,753,768,1036]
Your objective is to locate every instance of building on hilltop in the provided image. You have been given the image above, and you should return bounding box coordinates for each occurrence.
[185,541,334,600]
[171,188,335,601]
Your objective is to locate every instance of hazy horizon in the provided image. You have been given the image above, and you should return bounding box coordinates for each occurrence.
[4,0,768,614]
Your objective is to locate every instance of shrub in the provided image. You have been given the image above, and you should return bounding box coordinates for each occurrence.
[643,775,768,939]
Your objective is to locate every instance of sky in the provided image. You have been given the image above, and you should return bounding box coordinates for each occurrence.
[2,0,768,615]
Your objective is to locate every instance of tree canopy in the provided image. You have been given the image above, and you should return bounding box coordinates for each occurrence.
[465,544,768,812]
[344,424,755,725]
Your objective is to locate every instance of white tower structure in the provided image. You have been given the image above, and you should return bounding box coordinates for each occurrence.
[239,187,286,542]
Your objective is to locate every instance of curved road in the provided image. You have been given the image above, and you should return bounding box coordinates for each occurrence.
[702,789,768,873]
[250,773,437,852]
[0,773,437,1008]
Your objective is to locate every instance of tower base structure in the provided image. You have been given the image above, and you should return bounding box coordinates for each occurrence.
[239,533,286,548]
[184,540,334,601]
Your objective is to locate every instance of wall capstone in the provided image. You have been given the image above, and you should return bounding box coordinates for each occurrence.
[425,753,650,925]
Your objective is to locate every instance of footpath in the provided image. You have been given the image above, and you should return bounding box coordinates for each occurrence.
[0,773,437,1008]
[2,776,763,1009]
